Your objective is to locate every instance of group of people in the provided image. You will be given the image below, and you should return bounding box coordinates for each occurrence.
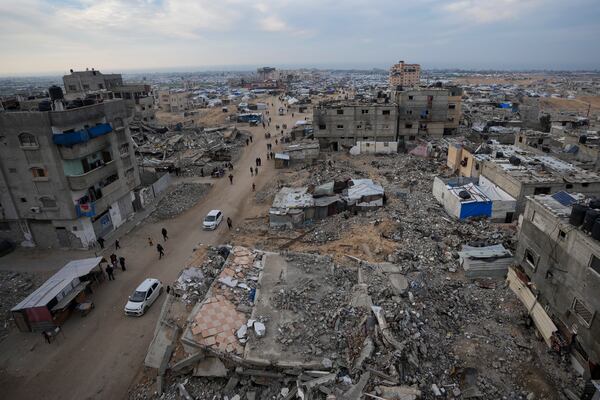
[148,227,168,259]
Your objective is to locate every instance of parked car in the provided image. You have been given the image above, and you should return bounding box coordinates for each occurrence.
[124,278,163,316]
[203,209,223,230]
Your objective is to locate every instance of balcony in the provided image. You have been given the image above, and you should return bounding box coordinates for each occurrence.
[59,134,110,160]
[53,123,113,147]
[67,161,117,191]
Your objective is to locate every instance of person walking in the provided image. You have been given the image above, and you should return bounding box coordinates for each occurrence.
[249,135,253,143]
[227,217,233,230]
[148,237,153,247]
[157,243,165,259]
[115,239,120,250]
[110,253,117,265]
[246,138,249,146]
[200,167,204,177]
[258,157,262,166]
[228,173,234,184]
[162,228,168,241]
[106,264,115,280]
[275,139,278,145]
[97,237,105,249]
[255,166,259,175]
[252,183,256,192]
[250,166,254,176]
[119,256,126,271]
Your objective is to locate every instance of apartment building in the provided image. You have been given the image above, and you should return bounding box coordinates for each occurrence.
[312,100,398,151]
[158,90,191,113]
[63,69,123,94]
[395,87,462,141]
[389,61,421,88]
[63,70,156,124]
[516,193,600,375]
[112,84,156,123]
[0,98,140,249]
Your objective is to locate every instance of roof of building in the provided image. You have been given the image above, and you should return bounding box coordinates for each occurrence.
[271,187,314,210]
[12,257,102,311]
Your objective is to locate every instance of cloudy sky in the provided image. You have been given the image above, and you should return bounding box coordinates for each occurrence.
[1,0,599,76]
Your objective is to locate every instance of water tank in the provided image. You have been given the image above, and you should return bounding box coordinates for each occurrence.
[496,151,504,158]
[579,135,587,144]
[592,220,600,240]
[582,209,600,232]
[509,155,521,166]
[37,100,52,112]
[82,98,95,106]
[48,85,64,101]
[570,204,589,226]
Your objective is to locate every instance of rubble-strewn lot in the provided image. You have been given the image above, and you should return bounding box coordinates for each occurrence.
[0,270,46,342]
[150,183,211,221]
[129,152,583,400]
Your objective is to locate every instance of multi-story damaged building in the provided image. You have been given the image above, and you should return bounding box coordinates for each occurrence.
[516,193,600,375]
[158,90,191,113]
[312,99,398,151]
[63,69,155,124]
[63,69,123,94]
[0,95,140,249]
[312,87,462,150]
[395,87,462,140]
[389,61,420,88]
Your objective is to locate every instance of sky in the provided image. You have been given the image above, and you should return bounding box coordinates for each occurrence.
[1,0,599,76]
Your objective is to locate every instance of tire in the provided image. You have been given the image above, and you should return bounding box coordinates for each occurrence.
[142,305,148,315]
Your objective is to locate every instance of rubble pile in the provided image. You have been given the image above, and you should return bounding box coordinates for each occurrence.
[0,270,45,341]
[150,183,211,220]
[173,247,228,305]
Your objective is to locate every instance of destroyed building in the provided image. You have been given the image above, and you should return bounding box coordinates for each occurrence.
[62,68,123,94]
[389,60,421,88]
[312,100,397,151]
[158,89,191,113]
[274,141,320,169]
[0,94,140,248]
[515,192,600,378]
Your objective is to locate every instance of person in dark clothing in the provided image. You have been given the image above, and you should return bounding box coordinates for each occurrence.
[275,139,278,145]
[110,253,117,265]
[252,183,256,192]
[227,217,232,229]
[106,265,115,280]
[200,168,204,177]
[157,243,165,259]
[162,228,168,241]
[250,166,254,176]
[258,157,262,166]
[119,256,126,271]
[249,135,253,143]
[42,331,51,344]
[255,167,259,175]
[255,158,259,167]
[115,239,120,250]
[228,174,234,184]
[246,138,249,146]
[97,237,105,249]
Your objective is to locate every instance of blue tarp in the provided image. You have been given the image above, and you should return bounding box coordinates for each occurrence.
[88,123,112,138]
[499,102,512,109]
[52,130,90,146]
[459,201,492,219]
[53,123,112,146]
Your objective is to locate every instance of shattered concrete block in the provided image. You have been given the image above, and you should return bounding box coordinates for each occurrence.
[321,358,333,369]
[219,276,238,287]
[254,321,266,337]
[375,385,422,400]
[193,357,228,377]
[237,324,248,339]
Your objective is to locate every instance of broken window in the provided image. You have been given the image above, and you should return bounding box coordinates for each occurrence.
[409,136,416,141]
[408,96,414,100]
[68,85,77,92]
[519,136,523,143]
[405,123,413,129]
[383,142,389,147]
[336,125,343,129]
[382,110,391,115]
[572,297,594,327]
[582,183,590,187]
[524,248,538,270]
[589,255,600,276]
[533,187,551,195]
[40,197,57,208]
[449,104,456,110]
[559,230,567,240]
[319,124,326,130]
[30,167,47,178]
[566,184,573,189]
[19,132,38,147]
[336,109,344,115]
[361,109,369,114]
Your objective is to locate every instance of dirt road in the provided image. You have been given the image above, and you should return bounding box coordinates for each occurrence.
[0,96,298,400]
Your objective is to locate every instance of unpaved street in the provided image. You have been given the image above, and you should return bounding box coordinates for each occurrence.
[0,96,296,400]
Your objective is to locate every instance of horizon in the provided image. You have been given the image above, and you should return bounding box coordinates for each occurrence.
[1,0,600,76]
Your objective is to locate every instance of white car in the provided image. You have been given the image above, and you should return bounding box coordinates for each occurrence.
[124,278,163,316]
[203,209,223,230]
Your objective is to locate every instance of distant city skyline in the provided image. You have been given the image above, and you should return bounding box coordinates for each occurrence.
[1,0,600,76]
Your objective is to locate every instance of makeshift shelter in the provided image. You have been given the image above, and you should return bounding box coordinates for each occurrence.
[345,179,384,209]
[11,257,103,332]
[274,153,290,169]
[269,187,314,229]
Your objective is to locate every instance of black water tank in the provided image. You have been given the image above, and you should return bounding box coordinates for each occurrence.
[48,85,64,101]
[582,209,600,232]
[592,220,600,240]
[37,100,52,112]
[509,155,521,166]
[570,204,589,226]
[589,199,600,209]
[82,98,95,106]
[579,135,587,144]
[458,190,471,200]
[496,151,504,158]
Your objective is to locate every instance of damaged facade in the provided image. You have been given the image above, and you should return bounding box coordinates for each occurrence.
[0,98,140,248]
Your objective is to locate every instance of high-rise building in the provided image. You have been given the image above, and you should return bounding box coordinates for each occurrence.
[389,61,421,88]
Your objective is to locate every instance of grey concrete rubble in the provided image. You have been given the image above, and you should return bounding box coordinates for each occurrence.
[149,182,211,221]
